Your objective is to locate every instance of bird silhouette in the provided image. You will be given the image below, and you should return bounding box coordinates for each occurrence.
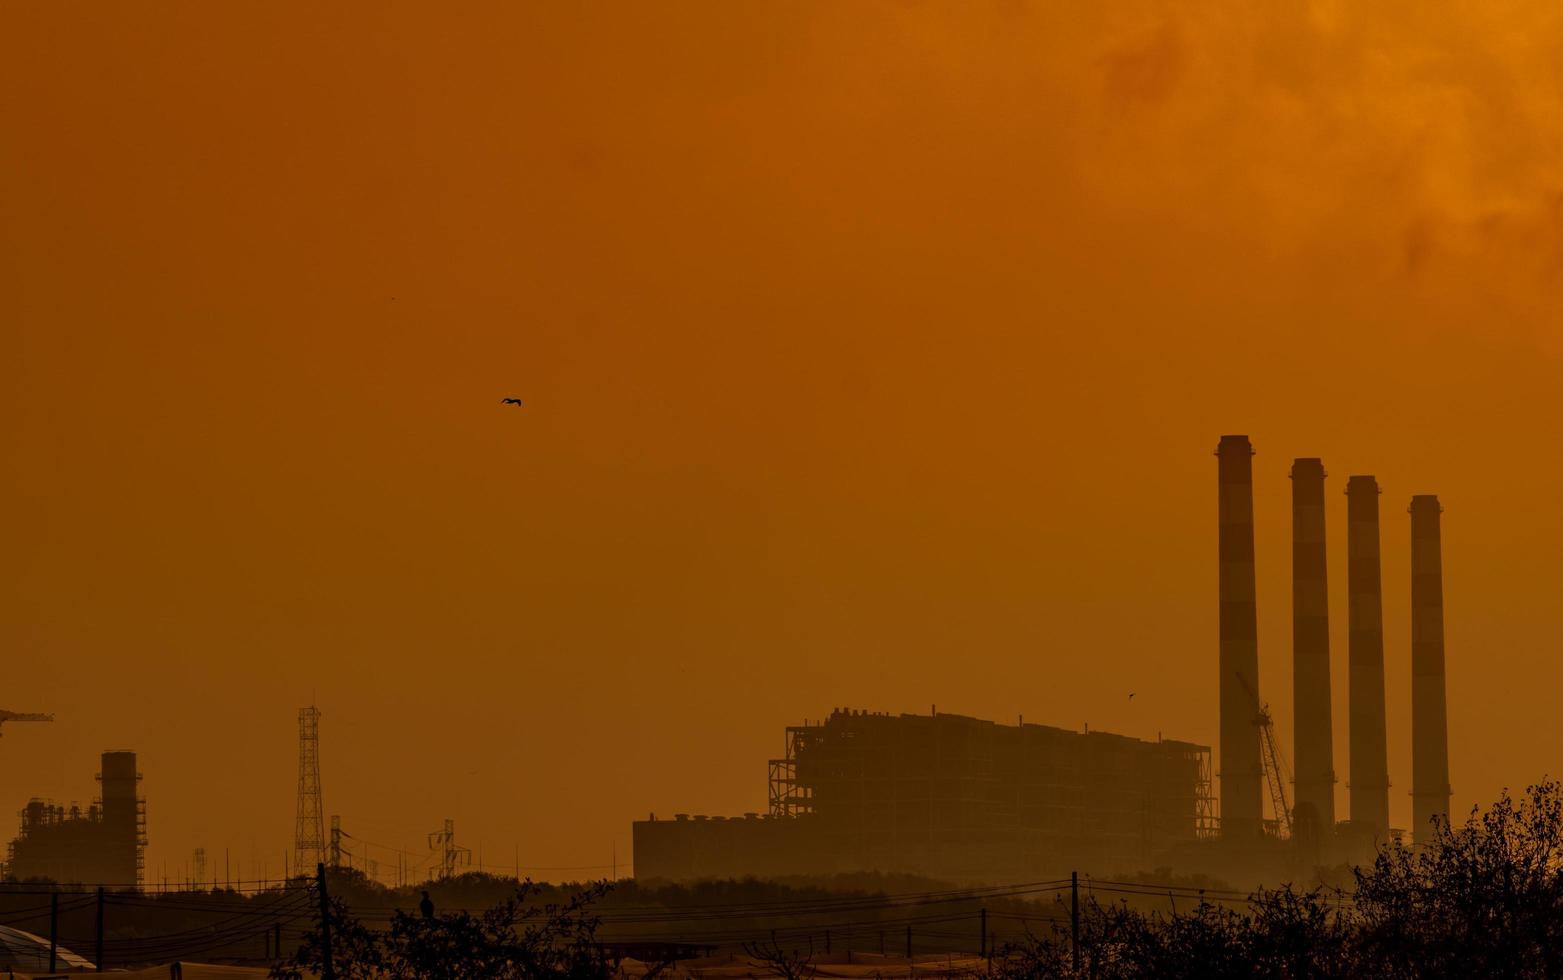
[1128,693,1136,700]
[501,398,523,406]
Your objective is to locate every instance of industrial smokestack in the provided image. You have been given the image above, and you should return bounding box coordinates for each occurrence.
[1291,458,1335,836]
[1410,495,1451,844]
[1347,476,1390,836]
[1217,435,1263,837]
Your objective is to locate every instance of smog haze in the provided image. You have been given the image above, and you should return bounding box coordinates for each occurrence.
[3,2,1561,881]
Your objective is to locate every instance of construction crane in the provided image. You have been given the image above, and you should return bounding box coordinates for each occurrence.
[0,710,53,738]
[1233,674,1293,838]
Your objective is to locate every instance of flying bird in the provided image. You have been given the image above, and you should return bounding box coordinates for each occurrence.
[501,397,523,406]
[1128,693,1136,700]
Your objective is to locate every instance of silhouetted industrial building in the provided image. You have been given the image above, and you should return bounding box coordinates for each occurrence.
[637,435,1460,886]
[634,709,1213,882]
[5,751,145,887]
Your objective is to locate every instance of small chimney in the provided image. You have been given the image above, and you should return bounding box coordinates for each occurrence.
[1217,435,1263,836]
[1347,476,1390,836]
[1291,459,1335,834]
[1410,495,1451,844]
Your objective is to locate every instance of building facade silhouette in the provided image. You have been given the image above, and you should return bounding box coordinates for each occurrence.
[5,751,146,887]
[635,709,1213,882]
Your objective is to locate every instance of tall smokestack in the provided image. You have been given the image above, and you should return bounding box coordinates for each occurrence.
[1217,435,1263,836]
[1291,458,1335,835]
[1410,495,1451,844]
[1347,476,1390,835]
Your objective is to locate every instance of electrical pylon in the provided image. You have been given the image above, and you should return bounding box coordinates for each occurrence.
[330,815,343,868]
[294,706,326,875]
[428,818,471,880]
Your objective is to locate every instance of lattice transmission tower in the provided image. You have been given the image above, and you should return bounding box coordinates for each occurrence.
[428,818,471,880]
[294,706,326,875]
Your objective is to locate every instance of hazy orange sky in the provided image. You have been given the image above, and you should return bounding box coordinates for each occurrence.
[4,2,1562,884]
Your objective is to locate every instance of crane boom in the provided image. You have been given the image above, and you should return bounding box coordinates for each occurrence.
[1229,674,1293,837]
[1256,705,1294,838]
[0,711,55,737]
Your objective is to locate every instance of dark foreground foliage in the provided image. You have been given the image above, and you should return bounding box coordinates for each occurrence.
[272,880,620,980]
[1000,780,1563,978]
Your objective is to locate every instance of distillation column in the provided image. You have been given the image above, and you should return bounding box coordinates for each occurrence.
[1347,476,1390,836]
[1217,435,1263,837]
[1291,458,1335,835]
[1410,495,1451,844]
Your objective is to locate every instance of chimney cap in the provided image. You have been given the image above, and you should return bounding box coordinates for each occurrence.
[1409,494,1443,514]
[1345,475,1381,494]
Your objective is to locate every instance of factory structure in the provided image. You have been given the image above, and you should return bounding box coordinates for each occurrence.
[4,751,146,887]
[637,710,1215,881]
[1215,436,1451,862]
[634,435,1451,884]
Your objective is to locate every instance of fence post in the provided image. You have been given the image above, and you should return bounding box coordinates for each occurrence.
[317,862,335,980]
[97,886,105,972]
[905,924,911,959]
[825,929,831,954]
[50,890,59,974]
[1070,871,1080,976]
[275,920,283,960]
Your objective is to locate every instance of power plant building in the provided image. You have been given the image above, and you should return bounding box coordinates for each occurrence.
[634,709,1214,882]
[5,751,146,887]
[637,435,1456,883]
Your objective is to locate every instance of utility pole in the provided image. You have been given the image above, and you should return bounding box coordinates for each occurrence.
[316,863,335,980]
[96,886,105,973]
[1070,871,1080,975]
[50,891,59,973]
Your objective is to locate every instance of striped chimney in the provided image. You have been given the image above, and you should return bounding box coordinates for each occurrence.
[1347,475,1390,835]
[1291,458,1335,834]
[1217,435,1263,837]
[1410,495,1451,844]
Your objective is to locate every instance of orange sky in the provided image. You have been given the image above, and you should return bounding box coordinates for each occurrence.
[3,2,1562,884]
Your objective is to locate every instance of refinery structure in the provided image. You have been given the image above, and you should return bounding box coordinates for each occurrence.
[5,751,146,886]
[635,435,1452,884]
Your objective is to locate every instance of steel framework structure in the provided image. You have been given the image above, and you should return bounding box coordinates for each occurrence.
[294,706,326,875]
[767,727,817,818]
[428,818,472,879]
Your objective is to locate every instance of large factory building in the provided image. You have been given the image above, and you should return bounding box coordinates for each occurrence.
[634,709,1213,882]
[636,434,1454,885]
[5,751,146,887]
